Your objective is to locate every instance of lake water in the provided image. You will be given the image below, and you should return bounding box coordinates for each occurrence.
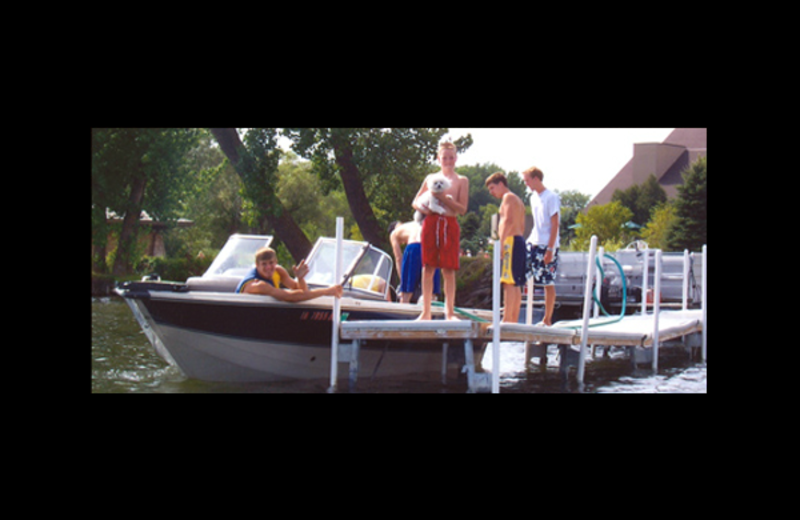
[91,297,706,394]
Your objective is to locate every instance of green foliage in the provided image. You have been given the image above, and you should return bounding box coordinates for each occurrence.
[275,151,354,240]
[640,202,678,250]
[135,255,212,282]
[91,128,202,274]
[612,174,667,226]
[454,163,528,255]
[574,201,634,251]
[558,190,591,246]
[283,128,472,236]
[668,156,707,251]
[239,128,282,220]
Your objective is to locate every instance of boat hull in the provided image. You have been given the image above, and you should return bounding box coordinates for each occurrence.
[120,287,483,384]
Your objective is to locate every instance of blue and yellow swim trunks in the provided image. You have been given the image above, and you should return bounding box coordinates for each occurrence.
[500,236,527,287]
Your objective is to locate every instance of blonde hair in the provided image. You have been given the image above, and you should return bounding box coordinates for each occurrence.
[439,142,457,153]
[255,247,277,263]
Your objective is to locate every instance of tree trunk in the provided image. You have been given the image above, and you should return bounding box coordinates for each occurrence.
[112,174,147,276]
[331,140,388,253]
[209,128,312,263]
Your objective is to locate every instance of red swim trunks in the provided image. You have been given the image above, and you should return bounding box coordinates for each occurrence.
[421,215,460,270]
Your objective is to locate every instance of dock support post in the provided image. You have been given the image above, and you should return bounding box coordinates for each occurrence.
[577,235,598,386]
[328,216,344,392]
[441,342,449,385]
[492,238,501,394]
[592,247,604,359]
[349,339,360,391]
[702,244,707,363]
[641,248,649,316]
[523,264,535,367]
[682,249,690,311]
[652,249,662,373]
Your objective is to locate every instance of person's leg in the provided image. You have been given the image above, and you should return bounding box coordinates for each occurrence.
[543,285,555,326]
[418,265,435,320]
[503,284,521,323]
[442,268,457,320]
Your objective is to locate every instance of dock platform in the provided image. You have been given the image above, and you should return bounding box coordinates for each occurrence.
[328,219,706,393]
[497,309,704,348]
[340,319,491,392]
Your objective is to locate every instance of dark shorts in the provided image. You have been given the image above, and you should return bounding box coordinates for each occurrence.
[400,243,440,294]
[501,236,527,287]
[526,244,559,286]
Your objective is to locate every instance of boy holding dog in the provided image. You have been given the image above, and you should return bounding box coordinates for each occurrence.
[412,142,469,320]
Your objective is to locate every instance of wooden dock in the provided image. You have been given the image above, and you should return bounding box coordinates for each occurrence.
[337,309,704,392]
[328,223,706,393]
[340,319,491,392]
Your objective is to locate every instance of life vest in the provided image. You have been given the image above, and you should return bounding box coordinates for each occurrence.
[235,267,281,293]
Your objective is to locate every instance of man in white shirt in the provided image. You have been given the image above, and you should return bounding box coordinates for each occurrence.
[522,166,560,326]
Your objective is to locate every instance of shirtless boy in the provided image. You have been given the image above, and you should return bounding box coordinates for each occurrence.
[389,220,440,303]
[412,142,469,320]
[486,172,526,323]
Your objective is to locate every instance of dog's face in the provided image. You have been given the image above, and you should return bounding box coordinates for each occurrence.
[428,175,451,193]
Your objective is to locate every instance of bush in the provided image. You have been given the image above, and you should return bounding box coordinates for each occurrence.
[135,255,213,282]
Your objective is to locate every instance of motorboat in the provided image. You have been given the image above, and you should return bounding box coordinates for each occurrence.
[116,234,488,384]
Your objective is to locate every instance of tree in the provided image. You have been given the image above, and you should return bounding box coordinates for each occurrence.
[640,202,678,250]
[612,174,667,226]
[668,156,707,251]
[91,128,201,275]
[573,201,634,251]
[209,128,312,262]
[558,190,591,246]
[283,128,472,253]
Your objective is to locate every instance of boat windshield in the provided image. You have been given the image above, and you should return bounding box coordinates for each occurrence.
[203,235,274,278]
[305,238,393,297]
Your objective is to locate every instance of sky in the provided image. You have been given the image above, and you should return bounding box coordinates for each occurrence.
[275,128,676,200]
[444,128,675,199]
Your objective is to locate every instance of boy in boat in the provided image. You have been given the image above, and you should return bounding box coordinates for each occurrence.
[485,172,526,323]
[412,142,469,320]
[236,247,343,302]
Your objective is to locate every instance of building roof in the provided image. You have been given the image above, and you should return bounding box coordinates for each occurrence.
[105,208,194,229]
[587,128,706,209]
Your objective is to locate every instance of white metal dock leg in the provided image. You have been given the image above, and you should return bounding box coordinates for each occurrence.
[441,342,449,385]
[492,239,501,394]
[349,339,360,391]
[652,249,662,373]
[641,248,649,316]
[577,236,598,386]
[702,244,707,363]
[328,216,344,393]
[462,339,490,393]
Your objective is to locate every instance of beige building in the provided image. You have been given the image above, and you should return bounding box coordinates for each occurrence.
[588,128,707,209]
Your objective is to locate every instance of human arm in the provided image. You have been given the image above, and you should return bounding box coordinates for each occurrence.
[276,260,310,290]
[390,228,404,278]
[544,212,559,264]
[498,193,511,243]
[241,278,342,302]
[412,177,430,214]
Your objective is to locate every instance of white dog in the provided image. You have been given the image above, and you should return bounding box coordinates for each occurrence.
[414,174,451,223]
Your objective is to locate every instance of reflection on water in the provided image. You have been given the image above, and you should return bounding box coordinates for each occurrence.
[92,298,706,394]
